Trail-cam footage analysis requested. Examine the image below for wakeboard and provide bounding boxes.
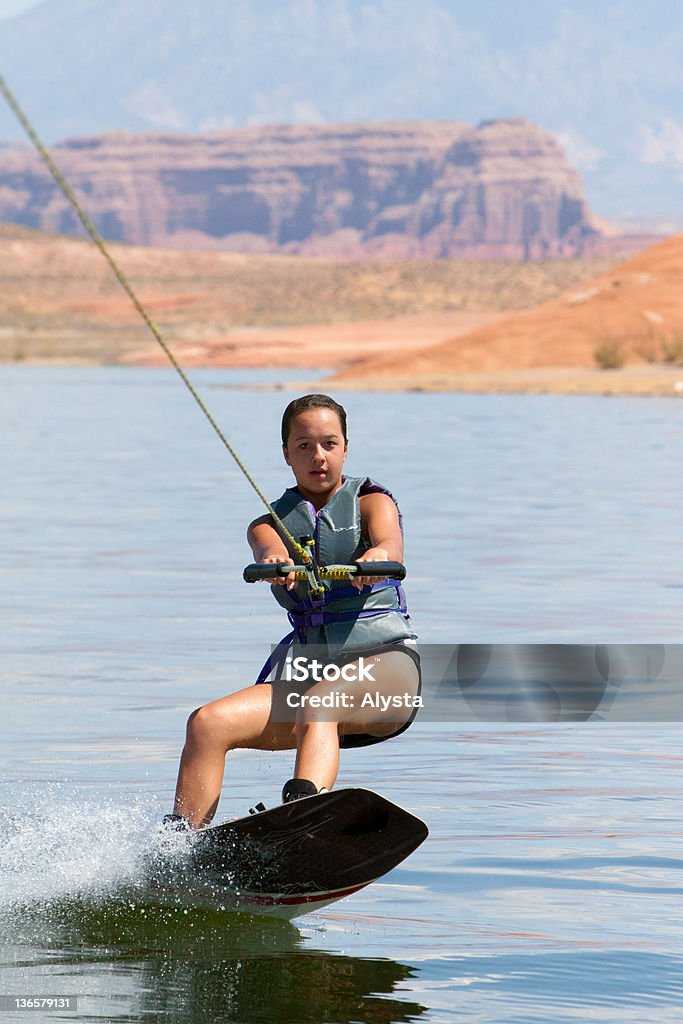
[177,788,428,917]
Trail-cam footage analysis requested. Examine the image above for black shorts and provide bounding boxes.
[336,640,422,749]
[259,638,421,748]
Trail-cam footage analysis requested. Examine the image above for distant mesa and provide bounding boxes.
[0,118,653,261]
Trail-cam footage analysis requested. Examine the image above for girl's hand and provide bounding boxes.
[352,548,389,590]
[261,554,296,590]
[247,518,297,590]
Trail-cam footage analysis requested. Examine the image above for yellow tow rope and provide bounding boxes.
[0,72,311,566]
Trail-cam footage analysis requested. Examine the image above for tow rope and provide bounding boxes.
[0,72,311,566]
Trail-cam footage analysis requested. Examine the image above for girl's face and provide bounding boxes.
[283,408,348,504]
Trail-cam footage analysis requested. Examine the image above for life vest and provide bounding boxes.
[257,476,416,679]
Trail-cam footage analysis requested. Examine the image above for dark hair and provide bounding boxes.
[281,393,348,446]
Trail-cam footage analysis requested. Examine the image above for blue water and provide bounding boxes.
[1,366,682,1023]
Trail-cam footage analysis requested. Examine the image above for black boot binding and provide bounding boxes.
[281,778,319,803]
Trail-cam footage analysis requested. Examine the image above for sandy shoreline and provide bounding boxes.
[319,364,683,397]
[8,352,682,397]
[116,311,505,370]
[5,310,682,397]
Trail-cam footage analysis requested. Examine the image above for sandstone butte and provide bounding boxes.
[0,117,653,261]
[325,232,683,396]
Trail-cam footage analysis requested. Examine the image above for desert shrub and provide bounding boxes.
[593,335,626,369]
[661,331,683,365]
[634,328,662,363]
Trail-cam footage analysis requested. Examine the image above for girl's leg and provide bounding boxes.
[293,715,341,792]
[173,683,295,828]
[293,649,420,790]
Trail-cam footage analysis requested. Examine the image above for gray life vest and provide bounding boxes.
[266,475,416,658]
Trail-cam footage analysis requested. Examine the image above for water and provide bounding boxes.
[1,365,682,1023]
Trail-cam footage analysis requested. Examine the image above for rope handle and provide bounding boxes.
[243,561,406,582]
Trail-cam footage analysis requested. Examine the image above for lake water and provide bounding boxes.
[1,365,682,1024]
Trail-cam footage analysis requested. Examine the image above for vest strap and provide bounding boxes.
[285,581,408,631]
[255,630,296,684]
[255,580,409,682]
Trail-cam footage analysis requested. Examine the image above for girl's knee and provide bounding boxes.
[185,689,280,751]
[186,705,202,729]
[186,702,224,742]
[295,713,340,744]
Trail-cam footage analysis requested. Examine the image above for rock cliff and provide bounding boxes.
[0,118,612,258]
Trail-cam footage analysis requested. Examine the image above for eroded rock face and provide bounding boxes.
[0,118,604,258]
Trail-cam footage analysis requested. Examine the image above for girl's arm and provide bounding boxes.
[355,493,404,589]
[247,515,296,589]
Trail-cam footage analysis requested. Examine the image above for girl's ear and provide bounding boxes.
[283,444,292,467]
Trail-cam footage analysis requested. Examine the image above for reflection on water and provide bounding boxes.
[2,368,683,1023]
[3,898,426,1024]
[0,792,423,1022]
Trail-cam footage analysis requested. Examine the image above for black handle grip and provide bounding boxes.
[243,563,303,582]
[353,561,406,580]
[243,560,406,583]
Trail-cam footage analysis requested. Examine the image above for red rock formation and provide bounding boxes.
[0,118,613,258]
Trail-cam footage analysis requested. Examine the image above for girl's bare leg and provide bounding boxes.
[173,651,419,824]
[293,719,341,792]
[293,649,420,790]
[173,683,295,828]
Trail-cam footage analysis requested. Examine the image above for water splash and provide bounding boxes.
[0,784,162,909]
[0,783,302,957]
[0,782,286,927]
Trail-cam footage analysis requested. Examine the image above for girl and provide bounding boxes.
[166,393,420,829]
